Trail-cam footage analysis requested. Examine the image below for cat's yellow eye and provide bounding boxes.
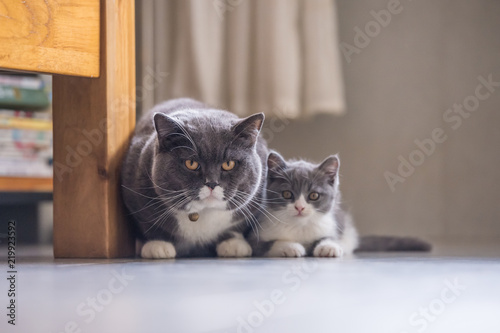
[222,160,235,171]
[282,190,293,199]
[185,160,199,170]
[309,192,320,201]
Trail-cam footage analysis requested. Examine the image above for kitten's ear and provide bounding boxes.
[267,151,287,176]
[318,155,340,186]
[232,113,265,148]
[153,113,192,151]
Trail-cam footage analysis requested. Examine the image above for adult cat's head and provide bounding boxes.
[266,151,341,220]
[152,109,265,213]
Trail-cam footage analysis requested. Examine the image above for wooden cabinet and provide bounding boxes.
[0,0,136,258]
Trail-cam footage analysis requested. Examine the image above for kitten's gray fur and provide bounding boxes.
[121,98,268,258]
[252,152,431,257]
[251,151,358,257]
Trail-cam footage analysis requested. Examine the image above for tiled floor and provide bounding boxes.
[1,243,500,333]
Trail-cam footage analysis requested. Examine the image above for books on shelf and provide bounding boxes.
[0,115,52,131]
[0,72,53,179]
[0,85,50,111]
[0,115,53,178]
[0,74,45,90]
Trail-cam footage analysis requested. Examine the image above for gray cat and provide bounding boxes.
[121,98,268,258]
[252,152,430,257]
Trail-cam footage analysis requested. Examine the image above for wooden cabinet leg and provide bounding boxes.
[52,0,136,258]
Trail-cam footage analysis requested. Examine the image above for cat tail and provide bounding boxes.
[355,235,432,252]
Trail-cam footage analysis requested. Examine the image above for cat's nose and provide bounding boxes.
[205,182,218,190]
[295,205,305,213]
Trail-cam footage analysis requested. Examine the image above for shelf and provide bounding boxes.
[0,177,53,192]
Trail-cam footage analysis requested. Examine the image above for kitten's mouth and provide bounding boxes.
[293,212,310,218]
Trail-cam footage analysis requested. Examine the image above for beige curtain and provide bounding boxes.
[137,0,345,118]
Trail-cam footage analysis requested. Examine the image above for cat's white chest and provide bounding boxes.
[261,212,337,244]
[176,209,233,244]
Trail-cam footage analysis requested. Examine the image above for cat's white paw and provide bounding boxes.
[267,241,306,258]
[313,239,344,258]
[217,238,252,257]
[141,240,176,259]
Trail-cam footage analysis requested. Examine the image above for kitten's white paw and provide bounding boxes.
[141,240,176,259]
[217,238,252,257]
[313,239,344,258]
[267,241,306,258]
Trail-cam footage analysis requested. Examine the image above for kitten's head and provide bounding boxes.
[151,110,264,212]
[266,151,340,221]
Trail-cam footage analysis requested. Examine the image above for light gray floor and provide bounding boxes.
[1,244,500,333]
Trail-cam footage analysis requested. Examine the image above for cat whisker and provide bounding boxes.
[234,194,276,221]
[121,185,160,200]
[165,121,199,154]
[232,196,260,226]
[233,191,284,225]
[228,196,262,238]
[144,167,192,194]
[265,188,282,195]
[145,196,191,234]
[169,145,197,153]
[127,198,165,216]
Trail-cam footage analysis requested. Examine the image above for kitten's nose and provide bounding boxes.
[295,205,305,213]
[205,182,218,190]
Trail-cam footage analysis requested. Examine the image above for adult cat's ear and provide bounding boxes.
[232,113,265,148]
[318,155,340,186]
[153,113,192,151]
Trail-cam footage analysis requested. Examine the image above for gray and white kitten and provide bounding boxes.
[121,98,268,258]
[252,152,359,257]
[252,152,432,257]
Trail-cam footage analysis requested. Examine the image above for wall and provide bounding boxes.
[268,0,500,242]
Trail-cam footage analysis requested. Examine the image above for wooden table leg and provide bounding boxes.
[52,0,136,258]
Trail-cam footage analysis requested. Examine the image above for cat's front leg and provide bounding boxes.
[313,238,344,258]
[267,241,306,258]
[141,240,177,259]
[216,233,252,258]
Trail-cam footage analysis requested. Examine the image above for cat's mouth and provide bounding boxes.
[194,185,227,210]
[291,210,312,218]
[199,191,224,202]
[198,185,225,201]
[203,194,220,202]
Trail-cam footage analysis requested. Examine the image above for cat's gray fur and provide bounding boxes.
[121,98,268,258]
[252,152,430,257]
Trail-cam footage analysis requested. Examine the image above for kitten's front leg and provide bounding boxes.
[267,241,306,258]
[141,240,177,259]
[313,238,344,258]
[216,233,252,258]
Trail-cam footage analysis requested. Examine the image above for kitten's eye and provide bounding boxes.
[222,160,235,171]
[282,191,293,199]
[185,160,199,170]
[309,192,320,201]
